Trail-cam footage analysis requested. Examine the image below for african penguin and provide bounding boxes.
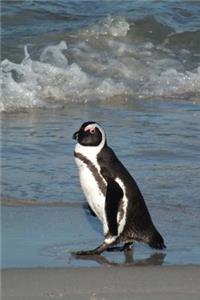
[73,121,166,255]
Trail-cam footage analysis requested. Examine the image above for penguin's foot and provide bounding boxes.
[123,242,133,252]
[73,242,109,256]
[106,242,133,252]
[73,249,99,256]
[106,246,123,252]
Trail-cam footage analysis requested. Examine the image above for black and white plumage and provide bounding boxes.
[73,121,166,255]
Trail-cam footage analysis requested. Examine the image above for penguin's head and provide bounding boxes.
[73,121,106,147]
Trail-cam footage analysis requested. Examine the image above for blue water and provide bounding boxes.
[1,1,200,267]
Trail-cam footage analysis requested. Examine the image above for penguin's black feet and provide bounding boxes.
[106,243,133,252]
[106,246,123,252]
[122,242,133,252]
[73,249,99,256]
[72,242,109,256]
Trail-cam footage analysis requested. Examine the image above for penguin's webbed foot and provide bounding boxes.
[123,242,133,252]
[72,242,109,256]
[106,246,123,252]
[73,249,99,256]
[106,243,133,252]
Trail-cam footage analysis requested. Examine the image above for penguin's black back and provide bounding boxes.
[97,145,166,250]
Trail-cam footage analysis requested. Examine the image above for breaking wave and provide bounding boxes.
[1,16,200,112]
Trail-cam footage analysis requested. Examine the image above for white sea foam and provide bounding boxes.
[40,41,68,68]
[106,16,130,37]
[83,16,130,38]
[1,17,200,112]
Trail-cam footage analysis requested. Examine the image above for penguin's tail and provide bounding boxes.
[148,231,166,250]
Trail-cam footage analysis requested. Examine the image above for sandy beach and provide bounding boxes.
[2,265,200,300]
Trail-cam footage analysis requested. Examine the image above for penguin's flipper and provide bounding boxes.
[105,178,123,236]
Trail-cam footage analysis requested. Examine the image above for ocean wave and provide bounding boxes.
[1,16,200,112]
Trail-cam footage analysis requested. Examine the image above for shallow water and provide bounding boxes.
[1,100,200,267]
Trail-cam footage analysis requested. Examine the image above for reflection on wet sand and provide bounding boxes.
[72,250,166,267]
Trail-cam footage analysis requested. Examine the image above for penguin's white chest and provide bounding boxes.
[75,156,106,223]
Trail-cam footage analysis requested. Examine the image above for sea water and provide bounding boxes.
[1,0,200,268]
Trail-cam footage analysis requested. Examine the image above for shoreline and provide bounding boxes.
[2,265,200,300]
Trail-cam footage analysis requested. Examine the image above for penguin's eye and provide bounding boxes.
[90,128,96,134]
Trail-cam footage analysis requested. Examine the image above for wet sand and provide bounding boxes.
[2,265,200,300]
[2,195,200,268]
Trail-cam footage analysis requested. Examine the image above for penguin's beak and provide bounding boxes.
[72,130,79,140]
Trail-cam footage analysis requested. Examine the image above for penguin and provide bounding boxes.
[72,121,166,255]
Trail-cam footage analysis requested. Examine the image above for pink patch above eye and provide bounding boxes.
[84,126,96,134]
